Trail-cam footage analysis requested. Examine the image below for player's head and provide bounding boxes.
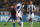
[30,1,33,5]
[10,5,13,8]
[10,3,15,8]
[22,1,25,5]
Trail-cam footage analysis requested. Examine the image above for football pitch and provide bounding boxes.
[0,22,40,27]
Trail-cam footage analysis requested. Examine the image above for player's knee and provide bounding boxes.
[20,17,22,20]
[29,18,32,22]
[12,20,15,23]
[16,20,18,23]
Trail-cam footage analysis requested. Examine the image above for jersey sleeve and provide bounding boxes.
[27,5,29,10]
[17,4,19,6]
[17,3,21,6]
[33,5,36,10]
[21,5,24,8]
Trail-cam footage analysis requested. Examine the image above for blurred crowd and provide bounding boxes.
[0,0,40,15]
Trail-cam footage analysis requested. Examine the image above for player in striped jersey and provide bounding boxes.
[27,1,36,27]
[15,1,25,27]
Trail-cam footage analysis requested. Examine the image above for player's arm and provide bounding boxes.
[21,5,25,12]
[27,6,29,12]
[15,5,18,17]
[33,5,37,12]
[22,8,26,12]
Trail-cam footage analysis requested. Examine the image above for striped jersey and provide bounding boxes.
[17,3,24,13]
[27,4,36,14]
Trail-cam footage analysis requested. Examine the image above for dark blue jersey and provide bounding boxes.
[10,8,16,16]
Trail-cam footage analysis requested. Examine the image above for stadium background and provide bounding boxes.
[0,0,40,27]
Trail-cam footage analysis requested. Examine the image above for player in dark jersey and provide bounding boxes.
[10,5,21,27]
[3,5,15,25]
[3,5,21,27]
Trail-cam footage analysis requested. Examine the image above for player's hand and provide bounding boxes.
[22,9,25,12]
[23,9,25,12]
[27,10,29,12]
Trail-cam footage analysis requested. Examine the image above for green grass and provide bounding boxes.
[0,22,40,27]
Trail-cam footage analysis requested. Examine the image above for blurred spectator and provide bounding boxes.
[36,4,39,13]
[4,0,7,3]
[38,4,40,16]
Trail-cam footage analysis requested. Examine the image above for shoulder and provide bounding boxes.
[33,4,35,6]
[27,5,30,7]
[17,3,22,6]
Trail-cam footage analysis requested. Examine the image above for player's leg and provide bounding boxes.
[12,20,16,27]
[12,17,16,27]
[31,13,34,27]
[29,18,32,27]
[16,17,21,27]
[7,17,11,23]
[28,14,33,27]
[3,17,11,25]
[18,13,23,27]
[16,20,21,26]
[19,17,23,27]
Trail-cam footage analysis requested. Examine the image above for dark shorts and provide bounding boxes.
[11,16,17,21]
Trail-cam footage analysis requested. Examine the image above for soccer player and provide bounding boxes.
[15,1,25,27]
[10,5,22,27]
[3,4,16,25]
[27,1,36,27]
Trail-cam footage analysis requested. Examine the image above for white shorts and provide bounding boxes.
[28,13,34,19]
[17,11,23,18]
[18,13,22,17]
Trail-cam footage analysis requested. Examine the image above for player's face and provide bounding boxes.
[30,1,32,5]
[11,6,13,8]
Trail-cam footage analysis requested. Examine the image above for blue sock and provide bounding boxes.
[13,23,16,27]
[18,22,21,26]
